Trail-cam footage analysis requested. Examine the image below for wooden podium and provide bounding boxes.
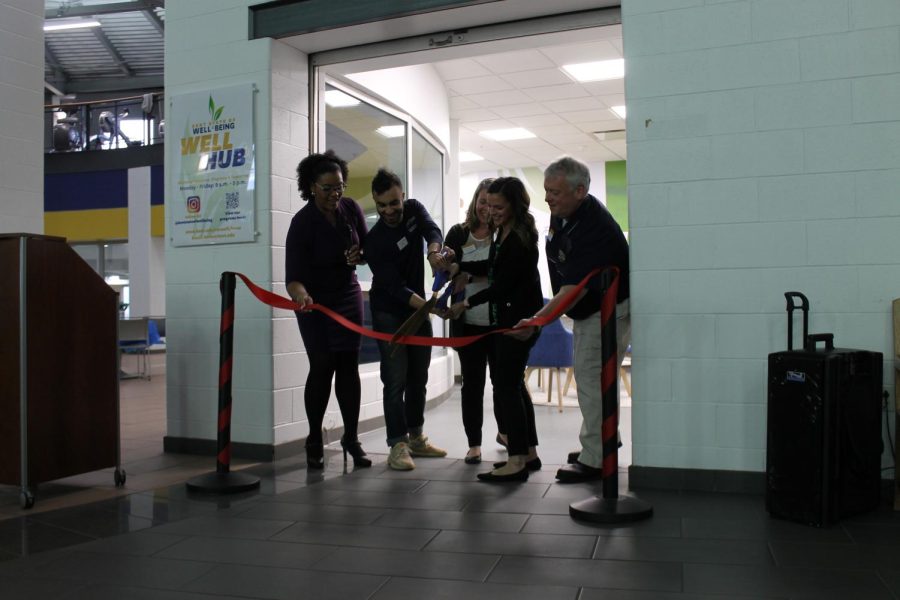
[0,233,123,508]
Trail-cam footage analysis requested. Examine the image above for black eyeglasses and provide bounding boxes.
[316,182,346,195]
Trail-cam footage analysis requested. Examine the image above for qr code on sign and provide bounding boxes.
[225,192,239,209]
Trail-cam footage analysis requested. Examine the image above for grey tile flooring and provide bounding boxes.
[0,378,897,600]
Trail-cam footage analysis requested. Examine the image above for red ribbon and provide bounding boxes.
[233,267,617,347]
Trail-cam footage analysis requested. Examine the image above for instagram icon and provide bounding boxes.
[186,196,201,213]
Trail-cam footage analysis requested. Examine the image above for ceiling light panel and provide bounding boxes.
[561,59,625,83]
[479,128,536,141]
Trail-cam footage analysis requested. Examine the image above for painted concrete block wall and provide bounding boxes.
[165,1,275,445]
[0,0,43,234]
[623,0,900,472]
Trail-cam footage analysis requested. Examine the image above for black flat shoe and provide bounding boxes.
[340,436,372,468]
[493,457,542,471]
[464,454,482,465]
[555,461,603,483]
[477,468,528,482]
[305,442,324,470]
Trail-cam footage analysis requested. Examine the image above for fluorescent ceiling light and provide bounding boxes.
[459,151,483,162]
[44,19,102,31]
[479,128,535,141]
[324,90,360,107]
[610,105,627,119]
[561,59,625,83]
[376,125,405,138]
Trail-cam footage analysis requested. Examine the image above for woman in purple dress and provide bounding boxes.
[286,150,371,469]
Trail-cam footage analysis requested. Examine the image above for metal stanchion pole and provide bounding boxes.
[569,267,652,523]
[186,272,260,493]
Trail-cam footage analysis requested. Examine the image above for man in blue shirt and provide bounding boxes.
[512,156,631,483]
[364,168,452,470]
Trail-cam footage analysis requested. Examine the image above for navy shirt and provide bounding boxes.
[364,198,443,317]
[546,194,629,320]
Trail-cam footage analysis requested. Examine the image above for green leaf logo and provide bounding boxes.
[208,96,224,121]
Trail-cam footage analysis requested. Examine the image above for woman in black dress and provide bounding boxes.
[447,177,543,481]
[285,150,371,469]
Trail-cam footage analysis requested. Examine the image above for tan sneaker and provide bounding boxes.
[388,441,415,471]
[408,434,447,458]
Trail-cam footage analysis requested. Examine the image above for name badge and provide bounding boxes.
[396,237,408,251]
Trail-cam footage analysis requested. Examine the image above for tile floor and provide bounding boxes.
[1,356,898,599]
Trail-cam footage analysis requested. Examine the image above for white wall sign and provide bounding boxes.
[170,84,256,246]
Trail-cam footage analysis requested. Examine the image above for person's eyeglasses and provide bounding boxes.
[316,182,346,195]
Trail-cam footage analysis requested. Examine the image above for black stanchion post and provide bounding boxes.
[186,272,260,494]
[569,267,652,523]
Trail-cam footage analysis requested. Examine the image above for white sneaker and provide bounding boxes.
[408,434,447,458]
[388,441,415,471]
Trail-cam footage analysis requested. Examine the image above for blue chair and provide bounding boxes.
[525,313,574,412]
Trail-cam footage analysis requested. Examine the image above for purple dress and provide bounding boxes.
[285,197,367,352]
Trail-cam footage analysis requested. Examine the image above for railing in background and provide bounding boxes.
[45,92,164,153]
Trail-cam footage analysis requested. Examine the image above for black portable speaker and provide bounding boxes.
[766,292,882,527]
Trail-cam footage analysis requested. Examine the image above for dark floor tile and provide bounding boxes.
[328,490,469,511]
[372,576,576,600]
[144,515,293,540]
[91,493,218,524]
[579,588,782,600]
[489,555,681,592]
[842,521,900,546]
[316,477,428,494]
[265,486,348,505]
[523,514,682,538]
[683,516,853,543]
[426,529,595,558]
[684,562,895,599]
[156,535,338,569]
[311,545,498,581]
[633,490,768,519]
[233,501,386,525]
[34,551,217,590]
[419,479,551,498]
[182,563,387,600]
[0,518,95,557]
[75,531,185,556]
[0,575,89,599]
[593,535,773,565]
[770,539,900,572]
[373,508,528,533]
[882,569,900,598]
[463,496,571,515]
[65,584,249,600]
[271,521,438,550]
[29,504,154,538]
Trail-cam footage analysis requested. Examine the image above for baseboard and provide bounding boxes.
[628,465,896,499]
[164,386,455,462]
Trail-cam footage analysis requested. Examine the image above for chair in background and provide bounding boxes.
[525,315,574,412]
[119,317,151,380]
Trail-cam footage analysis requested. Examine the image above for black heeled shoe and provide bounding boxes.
[340,437,372,468]
[305,442,324,469]
[493,457,541,471]
[477,467,529,482]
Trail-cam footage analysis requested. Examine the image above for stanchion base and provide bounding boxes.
[185,471,260,494]
[569,493,653,524]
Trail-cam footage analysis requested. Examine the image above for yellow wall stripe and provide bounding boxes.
[151,204,165,237]
[44,208,129,242]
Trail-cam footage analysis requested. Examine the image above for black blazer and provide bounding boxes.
[467,226,543,329]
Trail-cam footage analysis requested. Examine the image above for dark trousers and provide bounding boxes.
[304,350,361,445]
[373,310,432,447]
[455,322,503,447]
[488,332,538,456]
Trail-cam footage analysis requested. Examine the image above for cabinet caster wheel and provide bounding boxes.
[114,469,126,487]
[20,490,34,509]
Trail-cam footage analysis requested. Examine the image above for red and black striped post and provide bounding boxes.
[186,272,260,494]
[569,267,652,523]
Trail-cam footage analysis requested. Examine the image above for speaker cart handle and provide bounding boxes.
[784,291,809,351]
[805,333,834,351]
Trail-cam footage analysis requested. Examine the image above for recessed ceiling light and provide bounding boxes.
[561,59,625,83]
[44,19,102,32]
[610,105,627,119]
[324,90,360,107]
[376,125,405,138]
[479,128,535,141]
[459,151,483,162]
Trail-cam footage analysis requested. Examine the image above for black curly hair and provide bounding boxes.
[296,150,349,202]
